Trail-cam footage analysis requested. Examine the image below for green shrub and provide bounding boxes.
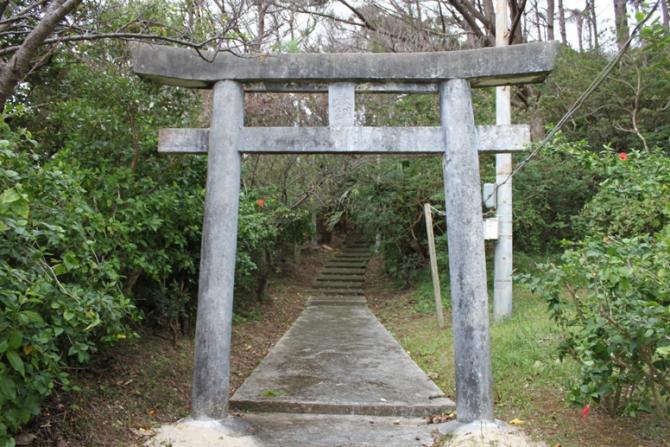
[537,25,670,152]
[526,235,669,417]
[344,158,443,285]
[512,138,597,252]
[573,149,670,238]
[234,191,312,304]
[0,116,137,445]
[525,149,670,418]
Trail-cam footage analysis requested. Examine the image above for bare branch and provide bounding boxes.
[0,0,82,106]
[337,0,377,31]
[0,31,233,57]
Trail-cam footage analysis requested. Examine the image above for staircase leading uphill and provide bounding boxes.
[229,241,455,446]
[307,240,370,306]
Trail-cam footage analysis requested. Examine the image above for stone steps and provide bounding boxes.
[307,297,367,307]
[325,262,368,268]
[313,281,362,289]
[320,267,366,274]
[314,274,364,281]
[311,245,371,299]
[230,240,454,424]
[311,288,364,296]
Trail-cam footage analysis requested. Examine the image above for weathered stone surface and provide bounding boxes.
[314,288,364,295]
[146,416,544,447]
[237,413,443,447]
[320,268,367,275]
[314,274,364,281]
[157,125,531,154]
[441,79,494,422]
[306,297,367,306]
[230,305,454,417]
[328,83,355,126]
[191,81,243,419]
[312,281,362,289]
[325,262,368,268]
[243,81,440,93]
[327,257,368,263]
[131,41,559,88]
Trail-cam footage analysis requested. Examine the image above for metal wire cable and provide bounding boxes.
[483,0,661,205]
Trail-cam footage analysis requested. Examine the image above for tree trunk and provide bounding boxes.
[509,0,526,44]
[0,0,82,108]
[613,0,629,50]
[661,0,669,29]
[576,12,584,52]
[589,0,599,49]
[585,5,593,50]
[547,0,555,40]
[533,0,542,40]
[483,0,496,34]
[558,0,567,44]
[252,0,268,53]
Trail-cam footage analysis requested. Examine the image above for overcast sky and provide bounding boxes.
[552,0,616,50]
[325,0,647,53]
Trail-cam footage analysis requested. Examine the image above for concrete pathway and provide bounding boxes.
[229,242,455,445]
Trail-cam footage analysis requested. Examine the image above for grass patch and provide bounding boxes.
[411,268,451,314]
[260,388,285,398]
[372,261,669,447]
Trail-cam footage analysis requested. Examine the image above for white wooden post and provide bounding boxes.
[441,79,494,422]
[494,0,514,321]
[191,80,243,419]
[424,204,445,328]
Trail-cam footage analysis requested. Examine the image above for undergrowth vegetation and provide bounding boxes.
[524,149,670,417]
[0,1,669,444]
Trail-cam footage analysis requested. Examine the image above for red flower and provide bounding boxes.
[256,198,266,207]
[581,404,590,417]
[618,152,628,161]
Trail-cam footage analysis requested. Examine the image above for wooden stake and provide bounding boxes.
[424,203,445,328]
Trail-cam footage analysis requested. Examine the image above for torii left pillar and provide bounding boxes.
[192,80,244,418]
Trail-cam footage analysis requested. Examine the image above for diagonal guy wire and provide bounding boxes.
[484,0,661,205]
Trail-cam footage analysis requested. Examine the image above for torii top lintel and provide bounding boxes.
[130,41,559,89]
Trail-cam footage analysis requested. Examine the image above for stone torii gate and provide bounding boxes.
[131,41,558,424]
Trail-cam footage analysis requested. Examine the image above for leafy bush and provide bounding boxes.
[525,149,670,417]
[512,137,597,252]
[573,149,670,238]
[0,116,138,445]
[0,108,313,444]
[235,191,312,305]
[537,24,670,152]
[345,158,443,285]
[526,235,669,417]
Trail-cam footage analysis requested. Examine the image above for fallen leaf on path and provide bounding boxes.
[425,411,456,424]
[15,433,37,445]
[510,418,525,425]
[130,428,155,438]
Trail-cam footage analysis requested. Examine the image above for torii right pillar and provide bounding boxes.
[441,79,494,422]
